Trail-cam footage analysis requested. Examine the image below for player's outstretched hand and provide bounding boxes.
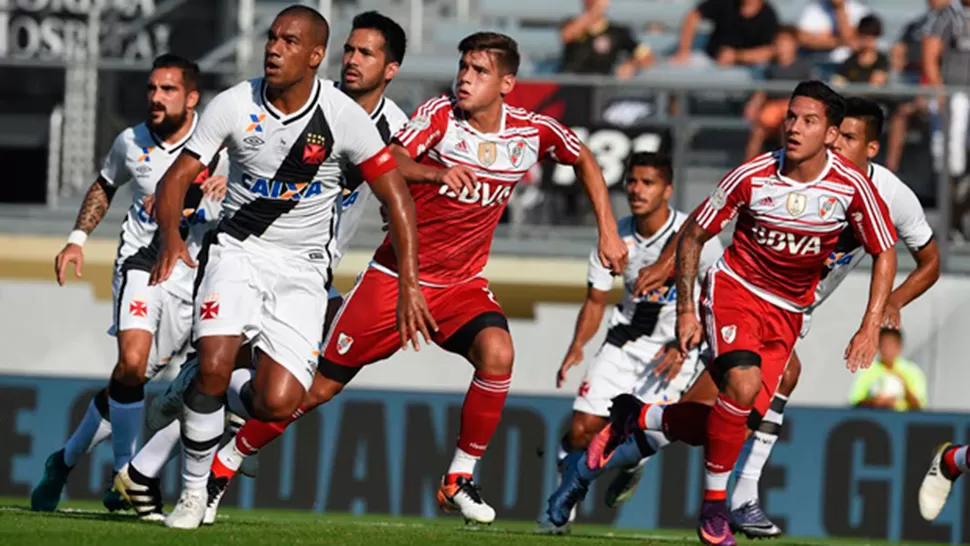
[844,324,879,373]
[201,175,229,201]
[437,165,477,195]
[598,230,629,275]
[881,301,902,330]
[653,342,685,382]
[676,311,703,357]
[396,281,438,351]
[556,344,584,388]
[150,235,195,286]
[635,261,673,296]
[54,243,84,286]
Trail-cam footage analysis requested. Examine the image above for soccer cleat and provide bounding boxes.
[698,500,737,546]
[147,359,198,433]
[30,449,71,512]
[113,464,164,522]
[164,487,207,529]
[203,473,230,525]
[587,394,644,471]
[102,480,132,512]
[729,500,783,539]
[920,442,958,521]
[546,453,590,528]
[437,474,496,524]
[605,464,645,508]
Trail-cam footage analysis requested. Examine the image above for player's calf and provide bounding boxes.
[568,411,608,451]
[108,329,153,477]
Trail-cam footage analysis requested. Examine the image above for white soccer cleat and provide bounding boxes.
[164,487,207,529]
[203,473,230,526]
[148,359,199,433]
[113,464,165,522]
[920,442,957,521]
[606,464,645,508]
[437,475,496,525]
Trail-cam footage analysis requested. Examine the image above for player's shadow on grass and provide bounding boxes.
[0,505,141,523]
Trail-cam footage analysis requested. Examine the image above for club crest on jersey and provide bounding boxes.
[408,116,430,131]
[246,113,267,133]
[786,192,808,217]
[721,325,737,344]
[709,187,727,210]
[819,196,838,220]
[478,142,497,167]
[303,133,328,165]
[336,333,354,355]
[508,139,527,167]
[200,293,220,320]
[129,299,148,318]
[243,135,265,149]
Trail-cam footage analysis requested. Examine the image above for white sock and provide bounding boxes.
[705,470,731,495]
[215,438,247,473]
[130,420,181,479]
[108,396,144,472]
[731,393,786,510]
[643,404,664,431]
[447,447,479,476]
[956,446,970,474]
[180,387,225,489]
[63,398,112,467]
[226,369,254,420]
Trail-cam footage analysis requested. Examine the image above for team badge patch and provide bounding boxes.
[129,299,148,318]
[478,142,497,167]
[303,133,327,165]
[721,325,737,344]
[408,116,430,131]
[507,139,526,167]
[786,192,807,217]
[819,196,838,220]
[336,333,354,355]
[200,293,220,321]
[243,135,264,148]
[709,187,727,210]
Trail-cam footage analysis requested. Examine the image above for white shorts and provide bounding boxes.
[194,233,330,390]
[800,310,813,338]
[573,340,703,417]
[110,268,194,380]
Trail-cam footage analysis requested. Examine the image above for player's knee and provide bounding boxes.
[196,355,233,396]
[114,350,148,386]
[779,352,802,395]
[470,328,514,376]
[715,350,762,405]
[569,412,606,449]
[252,390,301,422]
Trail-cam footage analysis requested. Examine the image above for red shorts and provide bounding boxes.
[321,267,506,377]
[700,269,803,417]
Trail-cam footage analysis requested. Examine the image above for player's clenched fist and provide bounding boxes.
[54,244,84,286]
[598,228,628,275]
[150,234,195,286]
[436,165,477,195]
[675,310,703,357]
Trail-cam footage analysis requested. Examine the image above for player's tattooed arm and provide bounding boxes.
[72,178,117,234]
[674,219,712,316]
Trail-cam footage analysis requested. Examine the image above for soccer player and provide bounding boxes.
[577,81,899,546]
[207,31,628,526]
[727,96,939,537]
[139,11,412,525]
[543,152,723,529]
[30,54,225,515]
[149,6,431,529]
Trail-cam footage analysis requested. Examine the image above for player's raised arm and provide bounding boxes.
[557,247,613,388]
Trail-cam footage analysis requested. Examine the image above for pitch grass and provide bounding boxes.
[0,498,951,546]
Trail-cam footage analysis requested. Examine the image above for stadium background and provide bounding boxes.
[2,0,970,543]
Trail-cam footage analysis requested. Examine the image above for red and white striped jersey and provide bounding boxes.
[375,95,583,285]
[695,150,897,312]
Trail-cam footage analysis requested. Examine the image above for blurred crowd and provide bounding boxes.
[558,0,970,240]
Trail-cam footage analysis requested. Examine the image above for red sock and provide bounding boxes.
[704,393,751,501]
[661,402,713,446]
[211,451,236,481]
[233,404,308,456]
[943,445,968,478]
[456,372,511,457]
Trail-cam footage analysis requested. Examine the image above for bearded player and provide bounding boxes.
[204,31,627,526]
[552,81,898,545]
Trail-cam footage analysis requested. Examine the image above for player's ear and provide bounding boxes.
[866,139,880,160]
[186,89,200,110]
[383,62,400,83]
[662,182,673,201]
[500,73,516,96]
[310,45,326,71]
[824,124,840,146]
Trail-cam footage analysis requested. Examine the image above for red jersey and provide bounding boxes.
[374,95,582,285]
[696,150,897,312]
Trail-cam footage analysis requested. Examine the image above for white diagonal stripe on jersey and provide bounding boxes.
[396,96,451,146]
[816,181,856,197]
[697,153,776,228]
[531,116,581,156]
[426,149,526,182]
[748,214,845,233]
[831,162,894,251]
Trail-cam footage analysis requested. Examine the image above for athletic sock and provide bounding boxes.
[180,385,224,488]
[226,369,255,420]
[449,371,511,478]
[660,401,713,446]
[63,389,113,467]
[944,445,970,479]
[705,393,752,502]
[130,420,181,479]
[731,393,786,510]
[108,378,144,472]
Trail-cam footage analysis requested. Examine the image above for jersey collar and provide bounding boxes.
[775,148,834,186]
[458,103,507,136]
[867,162,874,179]
[334,81,387,120]
[149,111,198,154]
[261,77,321,125]
[633,206,676,246]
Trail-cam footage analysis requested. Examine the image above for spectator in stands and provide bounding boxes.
[924,0,970,240]
[849,329,927,411]
[884,0,949,173]
[671,0,779,67]
[559,0,655,78]
[831,15,889,88]
[743,26,816,158]
[797,0,870,63]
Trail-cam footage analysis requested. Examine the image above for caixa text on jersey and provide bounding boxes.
[241,173,325,201]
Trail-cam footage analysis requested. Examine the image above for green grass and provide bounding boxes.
[0,498,946,545]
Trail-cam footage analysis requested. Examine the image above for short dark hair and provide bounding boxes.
[152,54,200,92]
[277,4,330,47]
[458,32,520,75]
[791,80,846,126]
[626,152,673,184]
[880,327,903,343]
[351,11,407,65]
[776,25,799,39]
[858,14,883,37]
[844,96,885,141]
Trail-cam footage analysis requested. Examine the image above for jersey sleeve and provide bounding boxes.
[587,244,615,292]
[535,113,582,165]
[694,164,753,236]
[392,96,452,159]
[847,174,898,255]
[337,102,398,182]
[99,132,130,187]
[887,179,934,251]
[185,88,238,167]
